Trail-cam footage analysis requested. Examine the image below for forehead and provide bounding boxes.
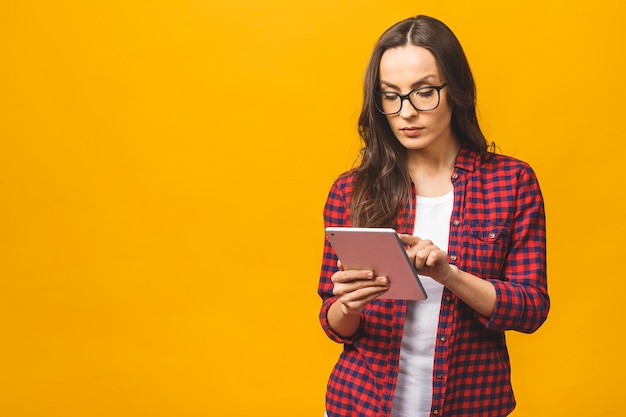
[379,45,441,84]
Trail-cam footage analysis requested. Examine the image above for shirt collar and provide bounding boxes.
[454,146,480,173]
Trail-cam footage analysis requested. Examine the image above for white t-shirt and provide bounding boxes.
[391,190,453,417]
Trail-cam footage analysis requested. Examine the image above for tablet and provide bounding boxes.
[325,227,427,300]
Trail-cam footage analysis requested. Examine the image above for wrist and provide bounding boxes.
[328,297,362,338]
[440,264,460,286]
[338,299,364,317]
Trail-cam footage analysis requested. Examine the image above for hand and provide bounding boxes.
[331,260,390,315]
[398,234,454,284]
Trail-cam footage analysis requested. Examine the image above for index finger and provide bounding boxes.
[398,234,421,247]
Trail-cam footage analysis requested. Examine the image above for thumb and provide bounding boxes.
[337,260,345,271]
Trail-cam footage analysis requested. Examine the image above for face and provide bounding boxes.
[378,45,455,152]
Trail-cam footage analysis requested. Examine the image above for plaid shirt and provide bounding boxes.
[318,147,550,417]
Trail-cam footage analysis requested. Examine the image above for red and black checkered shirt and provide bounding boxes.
[318,147,550,417]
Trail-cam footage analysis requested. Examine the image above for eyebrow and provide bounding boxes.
[379,75,438,89]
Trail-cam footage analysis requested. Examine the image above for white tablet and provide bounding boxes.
[325,227,427,300]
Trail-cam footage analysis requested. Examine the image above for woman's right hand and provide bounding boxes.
[331,261,390,316]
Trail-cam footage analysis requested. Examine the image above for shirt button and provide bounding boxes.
[445,296,453,303]
[433,410,440,415]
[440,337,447,343]
[489,232,496,239]
[436,373,444,379]
[449,255,457,261]
[452,219,460,226]
[451,172,458,179]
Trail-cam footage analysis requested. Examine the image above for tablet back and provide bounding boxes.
[325,227,427,300]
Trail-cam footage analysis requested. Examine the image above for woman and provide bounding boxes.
[318,15,549,417]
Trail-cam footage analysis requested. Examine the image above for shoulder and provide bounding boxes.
[457,148,542,193]
[484,152,533,170]
[323,169,357,207]
[470,153,545,207]
[481,153,541,186]
[459,147,538,179]
[324,169,357,225]
[328,169,357,194]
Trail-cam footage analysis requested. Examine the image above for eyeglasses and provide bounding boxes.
[374,83,448,115]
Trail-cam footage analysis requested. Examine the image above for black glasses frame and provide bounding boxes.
[374,82,448,115]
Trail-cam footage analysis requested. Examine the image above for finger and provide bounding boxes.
[333,275,388,293]
[425,249,448,267]
[414,238,436,252]
[398,234,422,247]
[414,240,441,260]
[412,242,439,269]
[339,288,388,315]
[414,254,428,270]
[338,283,390,305]
[332,269,374,283]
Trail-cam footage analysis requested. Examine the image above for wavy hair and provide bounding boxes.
[351,15,492,227]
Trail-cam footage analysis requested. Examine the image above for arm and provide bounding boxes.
[399,164,549,333]
[318,172,390,341]
[481,165,549,333]
[398,235,496,318]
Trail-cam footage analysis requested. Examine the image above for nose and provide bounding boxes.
[398,96,418,118]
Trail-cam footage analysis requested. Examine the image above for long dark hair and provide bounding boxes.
[351,15,492,227]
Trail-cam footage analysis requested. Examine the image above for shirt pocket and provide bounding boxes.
[467,224,511,280]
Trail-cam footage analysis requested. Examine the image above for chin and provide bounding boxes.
[397,138,430,150]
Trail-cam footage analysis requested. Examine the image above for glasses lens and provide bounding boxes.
[377,92,401,114]
[409,87,440,111]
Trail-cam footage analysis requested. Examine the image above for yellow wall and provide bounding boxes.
[1,1,624,416]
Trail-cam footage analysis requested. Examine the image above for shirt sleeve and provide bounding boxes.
[476,164,550,333]
[317,173,365,344]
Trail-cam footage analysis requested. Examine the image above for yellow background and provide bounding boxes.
[1,0,624,416]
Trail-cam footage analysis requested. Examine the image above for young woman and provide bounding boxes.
[318,15,550,417]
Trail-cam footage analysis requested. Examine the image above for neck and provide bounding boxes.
[406,140,460,174]
[407,140,461,197]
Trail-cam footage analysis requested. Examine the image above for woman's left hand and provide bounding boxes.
[398,234,453,284]
[399,234,497,317]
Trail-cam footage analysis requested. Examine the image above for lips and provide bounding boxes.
[400,127,424,137]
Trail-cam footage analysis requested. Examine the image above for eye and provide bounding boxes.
[380,92,399,102]
[414,88,436,98]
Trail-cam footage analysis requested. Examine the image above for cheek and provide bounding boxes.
[431,105,454,127]
[385,115,399,129]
